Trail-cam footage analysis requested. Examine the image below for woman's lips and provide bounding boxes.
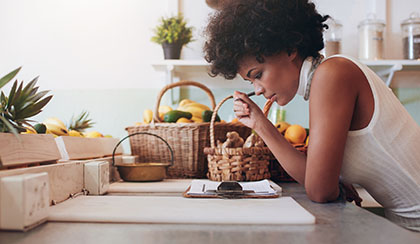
[269,94,277,103]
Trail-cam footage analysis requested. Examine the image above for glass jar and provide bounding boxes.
[401,12,420,60]
[324,18,343,57]
[358,15,385,60]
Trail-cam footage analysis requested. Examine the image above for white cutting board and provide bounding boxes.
[49,196,315,225]
[108,179,192,193]
[108,179,282,194]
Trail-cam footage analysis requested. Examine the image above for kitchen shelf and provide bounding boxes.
[361,59,420,86]
[152,59,420,87]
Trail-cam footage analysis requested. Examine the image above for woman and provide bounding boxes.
[204,0,420,231]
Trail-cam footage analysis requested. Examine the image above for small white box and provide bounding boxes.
[84,161,109,195]
[0,173,49,231]
[121,155,139,165]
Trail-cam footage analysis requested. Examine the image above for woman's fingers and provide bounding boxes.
[233,92,251,117]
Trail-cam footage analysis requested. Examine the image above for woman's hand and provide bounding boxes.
[233,91,266,130]
[341,182,363,207]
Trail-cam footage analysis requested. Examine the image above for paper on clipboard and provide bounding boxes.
[186,179,280,196]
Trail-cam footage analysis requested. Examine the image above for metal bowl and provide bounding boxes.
[112,132,174,182]
[116,162,171,182]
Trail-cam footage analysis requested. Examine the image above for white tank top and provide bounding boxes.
[320,55,420,231]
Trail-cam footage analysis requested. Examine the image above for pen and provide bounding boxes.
[234,91,255,102]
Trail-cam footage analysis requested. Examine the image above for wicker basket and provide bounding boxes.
[126,81,252,179]
[204,95,272,181]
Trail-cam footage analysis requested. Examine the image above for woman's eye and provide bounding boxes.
[255,72,262,79]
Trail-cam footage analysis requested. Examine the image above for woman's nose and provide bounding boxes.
[254,83,264,96]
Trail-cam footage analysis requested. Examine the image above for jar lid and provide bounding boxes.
[358,14,385,28]
[401,12,420,26]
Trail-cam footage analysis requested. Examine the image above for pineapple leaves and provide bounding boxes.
[69,110,95,132]
[0,116,18,134]
[0,67,21,89]
[16,95,53,119]
[0,68,53,136]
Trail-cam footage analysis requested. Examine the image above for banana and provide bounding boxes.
[143,109,153,124]
[190,116,203,123]
[178,99,195,108]
[45,123,68,136]
[21,127,37,134]
[180,106,205,119]
[180,102,211,112]
[68,130,83,137]
[44,117,69,136]
[44,117,66,128]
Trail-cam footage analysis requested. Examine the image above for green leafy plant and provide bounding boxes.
[0,67,53,135]
[151,14,194,46]
[68,110,95,132]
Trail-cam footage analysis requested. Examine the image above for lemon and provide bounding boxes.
[284,124,307,144]
[275,121,290,134]
[85,131,103,138]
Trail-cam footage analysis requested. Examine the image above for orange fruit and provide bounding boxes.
[275,121,290,134]
[284,124,307,144]
[305,135,309,146]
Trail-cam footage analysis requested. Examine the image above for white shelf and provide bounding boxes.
[152,59,420,87]
[152,59,208,66]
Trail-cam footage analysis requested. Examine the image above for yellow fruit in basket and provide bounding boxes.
[190,116,203,123]
[305,135,309,146]
[284,125,307,144]
[275,121,290,134]
[231,118,240,123]
[85,131,103,138]
[182,102,211,112]
[68,130,83,137]
[143,109,153,123]
[21,127,37,134]
[179,106,202,119]
[176,117,193,123]
[179,99,194,107]
[158,105,172,121]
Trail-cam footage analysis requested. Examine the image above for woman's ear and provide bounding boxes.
[288,50,298,61]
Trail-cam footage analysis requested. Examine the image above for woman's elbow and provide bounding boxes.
[306,187,339,203]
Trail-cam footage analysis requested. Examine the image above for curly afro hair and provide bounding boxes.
[204,0,329,79]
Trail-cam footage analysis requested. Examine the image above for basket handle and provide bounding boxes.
[209,94,275,148]
[112,132,174,167]
[153,80,216,122]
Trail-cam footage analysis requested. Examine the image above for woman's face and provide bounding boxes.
[238,52,303,106]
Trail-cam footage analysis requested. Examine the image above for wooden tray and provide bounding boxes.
[0,133,60,168]
[55,136,123,160]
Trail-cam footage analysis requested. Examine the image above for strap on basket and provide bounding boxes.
[153,80,216,122]
[209,94,275,149]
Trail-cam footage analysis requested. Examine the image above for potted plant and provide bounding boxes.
[151,14,194,59]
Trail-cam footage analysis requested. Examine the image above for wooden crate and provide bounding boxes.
[55,136,123,160]
[0,133,61,169]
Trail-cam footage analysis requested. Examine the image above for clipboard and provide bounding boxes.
[183,180,280,199]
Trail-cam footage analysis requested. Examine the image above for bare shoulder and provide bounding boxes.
[311,57,363,96]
